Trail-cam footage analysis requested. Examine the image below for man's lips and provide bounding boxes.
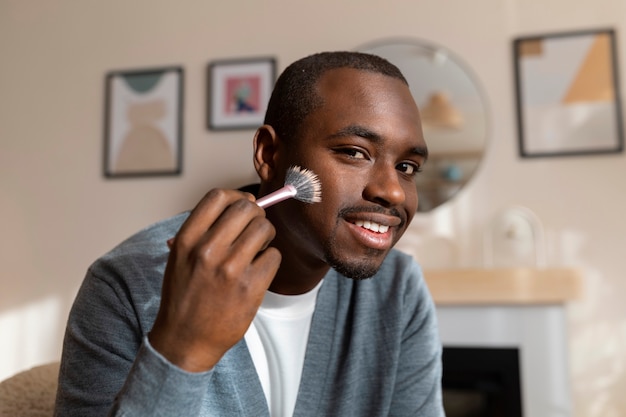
[341,212,404,251]
[344,220,395,251]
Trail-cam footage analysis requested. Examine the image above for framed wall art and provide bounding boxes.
[513,28,624,158]
[103,66,183,178]
[207,57,276,130]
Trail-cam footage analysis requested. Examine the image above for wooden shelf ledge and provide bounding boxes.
[423,267,583,305]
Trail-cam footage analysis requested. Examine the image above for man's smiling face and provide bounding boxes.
[270,67,427,279]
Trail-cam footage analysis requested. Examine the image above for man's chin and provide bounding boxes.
[333,265,379,280]
[326,252,385,280]
[323,233,392,280]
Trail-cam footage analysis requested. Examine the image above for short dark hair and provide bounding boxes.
[263,51,408,144]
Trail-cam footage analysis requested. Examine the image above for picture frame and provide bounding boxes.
[513,28,624,158]
[103,66,183,178]
[207,57,276,130]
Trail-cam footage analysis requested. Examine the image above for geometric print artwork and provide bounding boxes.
[104,67,183,177]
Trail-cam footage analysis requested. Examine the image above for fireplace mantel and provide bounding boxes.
[423,267,582,305]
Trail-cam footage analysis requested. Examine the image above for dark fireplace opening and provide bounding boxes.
[442,346,523,417]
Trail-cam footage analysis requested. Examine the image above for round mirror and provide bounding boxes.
[358,38,489,212]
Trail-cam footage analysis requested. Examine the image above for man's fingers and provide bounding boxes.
[219,209,275,256]
[199,198,267,251]
[175,189,255,249]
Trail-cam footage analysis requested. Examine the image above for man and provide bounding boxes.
[55,51,444,416]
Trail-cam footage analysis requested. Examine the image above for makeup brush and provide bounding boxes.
[256,165,322,208]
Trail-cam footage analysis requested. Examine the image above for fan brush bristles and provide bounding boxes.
[285,166,322,203]
[256,165,322,208]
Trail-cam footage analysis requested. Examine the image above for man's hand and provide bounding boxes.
[148,189,281,372]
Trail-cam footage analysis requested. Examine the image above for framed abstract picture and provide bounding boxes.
[513,28,624,158]
[103,66,183,177]
[207,57,276,130]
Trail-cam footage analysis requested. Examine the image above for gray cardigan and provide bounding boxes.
[54,212,444,416]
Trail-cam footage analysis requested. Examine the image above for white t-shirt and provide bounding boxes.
[244,280,323,417]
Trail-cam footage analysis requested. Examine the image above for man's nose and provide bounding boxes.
[362,164,406,207]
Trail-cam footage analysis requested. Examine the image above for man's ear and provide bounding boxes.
[253,124,281,182]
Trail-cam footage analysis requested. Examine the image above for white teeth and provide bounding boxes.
[354,220,389,233]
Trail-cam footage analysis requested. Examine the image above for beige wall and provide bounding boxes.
[2,0,626,415]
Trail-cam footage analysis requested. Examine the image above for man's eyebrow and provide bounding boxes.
[330,124,429,161]
[411,145,429,162]
[329,124,382,142]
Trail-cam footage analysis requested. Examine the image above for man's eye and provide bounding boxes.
[339,148,367,159]
[396,162,421,176]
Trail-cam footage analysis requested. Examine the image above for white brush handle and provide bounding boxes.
[256,185,297,208]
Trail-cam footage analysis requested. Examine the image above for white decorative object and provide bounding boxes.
[483,205,546,268]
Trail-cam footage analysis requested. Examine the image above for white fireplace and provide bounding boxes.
[424,268,582,417]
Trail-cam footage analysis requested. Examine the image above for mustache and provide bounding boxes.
[338,205,407,228]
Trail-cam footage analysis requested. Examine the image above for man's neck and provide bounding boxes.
[244,182,330,295]
[268,261,329,296]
